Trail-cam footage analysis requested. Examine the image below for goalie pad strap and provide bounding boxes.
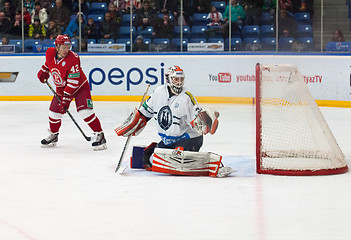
[115,108,147,137]
[151,148,222,177]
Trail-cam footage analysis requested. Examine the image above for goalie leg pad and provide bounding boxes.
[130,142,157,169]
[115,108,147,137]
[151,148,222,177]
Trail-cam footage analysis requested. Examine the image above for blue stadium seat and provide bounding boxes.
[152,38,170,45]
[87,39,96,44]
[42,39,55,45]
[119,26,136,39]
[9,39,22,52]
[97,38,114,44]
[297,37,313,51]
[88,14,104,23]
[142,38,152,45]
[192,13,208,26]
[260,25,275,38]
[115,38,131,51]
[297,24,312,38]
[191,25,207,38]
[24,39,40,52]
[122,14,136,26]
[89,2,107,15]
[137,26,153,39]
[225,38,242,51]
[70,39,78,51]
[189,38,207,43]
[173,26,191,39]
[243,25,260,38]
[158,13,174,20]
[210,1,226,13]
[207,38,224,44]
[278,37,295,51]
[294,12,311,25]
[171,38,188,51]
[261,37,276,51]
[260,12,274,25]
[243,37,260,50]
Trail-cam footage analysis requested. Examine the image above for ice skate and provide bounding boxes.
[41,131,59,147]
[92,132,107,151]
[217,166,235,178]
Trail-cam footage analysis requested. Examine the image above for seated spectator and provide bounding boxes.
[1,35,9,45]
[73,0,89,16]
[0,11,11,34]
[24,0,35,13]
[46,19,63,39]
[223,0,246,27]
[331,30,345,42]
[83,17,99,40]
[99,11,119,40]
[22,7,32,25]
[152,11,174,39]
[124,0,142,13]
[111,0,126,11]
[28,18,46,39]
[109,3,123,27]
[133,34,149,51]
[206,5,223,27]
[193,0,211,14]
[134,0,157,30]
[10,12,29,38]
[49,0,71,30]
[31,2,49,28]
[242,0,263,25]
[156,0,178,15]
[274,8,296,38]
[2,0,15,21]
[63,12,86,39]
[279,0,293,13]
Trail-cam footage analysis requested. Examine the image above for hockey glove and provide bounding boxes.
[37,66,50,83]
[59,94,72,112]
[191,109,220,135]
[115,108,147,137]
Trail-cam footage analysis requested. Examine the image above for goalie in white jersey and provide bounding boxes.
[115,65,233,177]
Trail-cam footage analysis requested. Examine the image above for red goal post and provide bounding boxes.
[255,63,348,176]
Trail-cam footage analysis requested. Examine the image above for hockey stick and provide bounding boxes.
[45,80,91,141]
[115,84,151,173]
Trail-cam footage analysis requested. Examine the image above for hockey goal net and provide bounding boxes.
[256,63,348,175]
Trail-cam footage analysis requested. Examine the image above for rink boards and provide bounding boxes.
[0,53,351,107]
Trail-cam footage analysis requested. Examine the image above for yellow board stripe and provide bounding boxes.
[0,72,13,78]
[0,96,351,108]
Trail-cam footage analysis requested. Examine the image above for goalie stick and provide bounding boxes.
[45,80,91,142]
[115,84,151,173]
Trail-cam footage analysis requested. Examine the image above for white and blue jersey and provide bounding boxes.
[139,85,202,146]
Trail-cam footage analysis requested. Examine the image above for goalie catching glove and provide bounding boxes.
[115,108,147,137]
[191,109,219,135]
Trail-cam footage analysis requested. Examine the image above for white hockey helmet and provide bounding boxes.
[166,65,185,95]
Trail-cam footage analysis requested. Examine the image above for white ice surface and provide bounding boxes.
[0,101,351,240]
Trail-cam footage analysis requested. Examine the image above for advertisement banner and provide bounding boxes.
[1,54,351,103]
[87,44,126,52]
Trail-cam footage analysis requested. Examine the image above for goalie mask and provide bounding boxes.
[166,65,185,95]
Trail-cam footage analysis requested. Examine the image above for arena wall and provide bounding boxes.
[1,53,350,107]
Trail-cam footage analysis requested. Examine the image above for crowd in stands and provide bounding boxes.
[0,0,315,52]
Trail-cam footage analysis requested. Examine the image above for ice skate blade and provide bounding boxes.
[93,143,107,151]
[41,142,57,148]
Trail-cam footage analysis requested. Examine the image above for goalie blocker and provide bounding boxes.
[130,144,234,178]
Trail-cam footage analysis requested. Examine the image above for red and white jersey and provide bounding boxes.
[40,47,87,96]
[139,85,202,146]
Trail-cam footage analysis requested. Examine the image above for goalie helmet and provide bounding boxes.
[55,35,71,47]
[165,65,185,95]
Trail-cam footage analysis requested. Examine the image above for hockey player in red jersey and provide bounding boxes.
[37,35,107,150]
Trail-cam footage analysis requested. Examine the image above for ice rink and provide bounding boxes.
[0,100,351,240]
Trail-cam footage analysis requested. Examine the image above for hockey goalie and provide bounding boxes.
[115,65,234,178]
